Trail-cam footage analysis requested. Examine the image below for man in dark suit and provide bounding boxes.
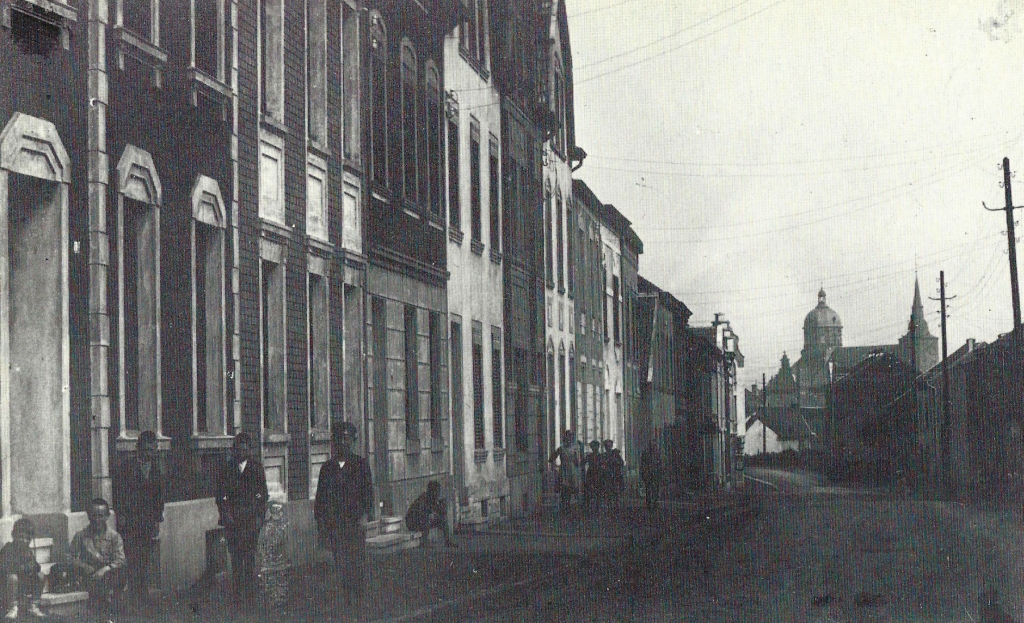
[314,422,373,607]
[112,430,164,602]
[216,431,267,600]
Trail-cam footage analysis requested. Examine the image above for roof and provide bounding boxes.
[758,406,825,442]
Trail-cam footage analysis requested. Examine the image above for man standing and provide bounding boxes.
[601,439,625,510]
[69,498,126,616]
[314,422,373,608]
[216,431,267,601]
[582,440,603,512]
[113,430,164,601]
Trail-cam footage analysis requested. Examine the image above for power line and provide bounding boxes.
[576,0,793,87]
[567,0,641,19]
[573,0,757,69]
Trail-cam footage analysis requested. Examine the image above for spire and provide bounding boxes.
[909,276,928,335]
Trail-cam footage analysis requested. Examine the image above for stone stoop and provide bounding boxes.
[366,516,421,556]
[29,537,89,611]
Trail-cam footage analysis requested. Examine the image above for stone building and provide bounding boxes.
[360,0,462,518]
[444,0,509,527]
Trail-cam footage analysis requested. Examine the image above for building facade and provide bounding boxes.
[444,0,509,526]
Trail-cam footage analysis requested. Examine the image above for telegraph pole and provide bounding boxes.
[984,157,1022,329]
[930,272,955,498]
[762,373,767,455]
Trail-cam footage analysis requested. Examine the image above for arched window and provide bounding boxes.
[191,176,227,437]
[425,62,442,217]
[116,145,163,439]
[568,346,577,435]
[544,185,553,288]
[368,12,388,186]
[558,343,566,437]
[400,39,418,203]
[556,189,564,291]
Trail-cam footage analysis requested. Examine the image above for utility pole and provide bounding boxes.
[930,272,955,498]
[984,157,1022,329]
[762,373,767,455]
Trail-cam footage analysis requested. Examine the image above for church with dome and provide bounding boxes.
[766,280,939,410]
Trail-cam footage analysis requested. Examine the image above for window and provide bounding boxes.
[401,41,419,204]
[459,0,487,66]
[470,119,482,245]
[121,0,156,42]
[447,115,460,230]
[308,269,329,430]
[488,137,500,255]
[426,65,442,217]
[450,320,463,451]
[193,0,225,80]
[342,6,359,160]
[260,251,286,432]
[568,348,577,434]
[558,347,566,437]
[544,190,553,287]
[492,328,503,449]
[472,323,484,449]
[602,265,609,340]
[307,0,327,143]
[116,146,161,437]
[261,0,284,120]
[192,176,226,436]
[613,275,620,344]
[307,154,328,241]
[404,305,419,443]
[553,69,566,154]
[368,12,387,186]
[429,312,443,444]
[567,203,574,297]
[259,132,285,224]
[556,193,564,291]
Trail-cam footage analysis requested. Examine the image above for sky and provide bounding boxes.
[564,0,1024,421]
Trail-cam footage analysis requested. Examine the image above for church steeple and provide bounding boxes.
[909,276,930,336]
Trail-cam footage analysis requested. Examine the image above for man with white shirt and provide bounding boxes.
[314,422,373,609]
[216,431,267,601]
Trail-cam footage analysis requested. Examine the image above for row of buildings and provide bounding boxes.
[746,280,1023,504]
[0,0,743,590]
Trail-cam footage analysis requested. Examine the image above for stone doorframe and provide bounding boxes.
[0,112,72,516]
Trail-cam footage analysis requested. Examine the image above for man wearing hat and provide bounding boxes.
[216,431,268,601]
[314,421,373,608]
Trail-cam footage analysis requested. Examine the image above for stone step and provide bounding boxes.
[366,532,420,555]
[40,591,88,608]
[380,516,404,534]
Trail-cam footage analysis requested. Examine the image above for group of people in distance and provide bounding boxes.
[548,430,626,515]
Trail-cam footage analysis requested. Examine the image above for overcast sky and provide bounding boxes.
[565,0,1024,417]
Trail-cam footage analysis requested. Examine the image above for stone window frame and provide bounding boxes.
[471,321,484,451]
[399,38,419,208]
[1,0,77,50]
[367,10,388,188]
[487,135,500,262]
[307,0,328,147]
[424,61,442,220]
[307,255,330,432]
[114,0,168,88]
[258,129,286,227]
[0,112,72,516]
[306,152,328,243]
[468,117,482,250]
[188,0,232,109]
[261,0,285,122]
[491,326,503,450]
[115,144,164,444]
[190,175,230,445]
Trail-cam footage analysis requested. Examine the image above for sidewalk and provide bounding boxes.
[43,493,743,622]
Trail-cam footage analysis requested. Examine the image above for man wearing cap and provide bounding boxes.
[112,430,164,601]
[216,431,268,601]
[314,422,373,608]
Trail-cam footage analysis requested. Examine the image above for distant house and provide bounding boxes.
[744,420,789,455]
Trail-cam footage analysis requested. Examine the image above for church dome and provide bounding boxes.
[803,288,842,331]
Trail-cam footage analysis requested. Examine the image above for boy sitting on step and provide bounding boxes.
[0,518,46,619]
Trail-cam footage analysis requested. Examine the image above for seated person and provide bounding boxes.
[0,518,45,619]
[69,498,127,614]
[404,481,456,548]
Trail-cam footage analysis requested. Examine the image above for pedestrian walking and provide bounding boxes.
[405,481,456,547]
[0,518,46,619]
[639,440,663,518]
[582,440,603,512]
[601,439,625,511]
[314,422,373,609]
[549,430,584,515]
[216,431,268,602]
[112,430,164,602]
[69,498,127,617]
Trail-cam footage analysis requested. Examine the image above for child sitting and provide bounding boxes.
[0,518,46,619]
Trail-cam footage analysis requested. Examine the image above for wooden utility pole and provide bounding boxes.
[762,373,767,455]
[984,157,1022,329]
[930,272,955,498]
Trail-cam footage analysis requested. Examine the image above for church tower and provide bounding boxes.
[801,288,843,361]
[898,277,939,372]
